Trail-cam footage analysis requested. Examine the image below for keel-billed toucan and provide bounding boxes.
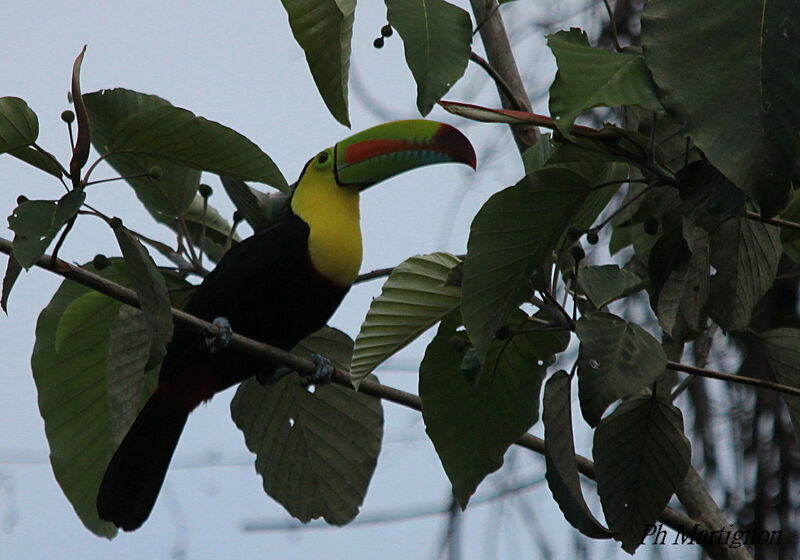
[96,120,476,531]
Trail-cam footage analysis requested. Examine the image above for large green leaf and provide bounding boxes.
[113,225,173,370]
[105,306,158,447]
[420,311,567,507]
[350,253,461,388]
[651,221,709,339]
[707,215,781,332]
[778,191,800,264]
[280,0,354,127]
[576,312,667,426]
[543,371,612,539]
[579,264,644,309]
[8,189,85,268]
[84,88,201,220]
[108,105,287,191]
[642,0,800,216]
[547,29,662,133]
[32,261,128,538]
[762,329,800,447]
[8,146,63,178]
[594,396,690,553]
[231,327,383,525]
[386,0,472,115]
[462,168,589,362]
[0,97,38,152]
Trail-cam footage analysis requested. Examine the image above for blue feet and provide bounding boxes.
[205,317,232,355]
[256,354,334,387]
[303,353,334,386]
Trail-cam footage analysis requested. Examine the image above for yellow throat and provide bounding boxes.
[290,160,363,287]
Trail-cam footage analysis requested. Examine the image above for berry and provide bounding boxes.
[16,195,28,205]
[109,217,123,229]
[570,245,586,262]
[148,166,162,179]
[198,184,213,198]
[373,37,384,49]
[586,231,599,245]
[92,254,110,270]
[233,210,245,223]
[61,110,75,123]
[381,24,393,37]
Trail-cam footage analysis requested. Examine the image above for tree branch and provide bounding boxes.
[0,235,712,551]
[469,0,539,151]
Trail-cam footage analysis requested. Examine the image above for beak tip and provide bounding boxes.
[435,122,477,171]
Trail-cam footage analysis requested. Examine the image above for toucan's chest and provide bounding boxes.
[291,171,363,287]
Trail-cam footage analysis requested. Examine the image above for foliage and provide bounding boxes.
[2,1,799,557]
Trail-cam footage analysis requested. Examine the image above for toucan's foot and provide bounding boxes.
[205,317,232,355]
[256,366,293,386]
[303,354,334,387]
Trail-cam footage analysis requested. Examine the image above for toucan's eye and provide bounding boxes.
[317,152,329,164]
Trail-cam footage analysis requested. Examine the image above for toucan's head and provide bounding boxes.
[303,119,476,191]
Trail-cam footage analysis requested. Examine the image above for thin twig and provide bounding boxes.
[469,51,527,112]
[745,210,800,233]
[666,360,800,398]
[601,0,622,52]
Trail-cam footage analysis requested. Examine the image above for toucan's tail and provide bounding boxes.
[97,393,189,531]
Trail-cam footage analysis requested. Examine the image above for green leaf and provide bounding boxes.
[576,312,667,426]
[1,254,22,312]
[280,0,354,127]
[108,105,287,191]
[521,134,555,174]
[55,290,111,353]
[762,329,800,447]
[181,194,240,263]
[231,327,383,525]
[642,0,800,216]
[594,396,690,554]
[779,190,800,264]
[350,253,462,388]
[462,168,589,361]
[543,371,612,539]
[0,97,38,152]
[220,176,289,233]
[547,29,662,133]
[84,88,202,220]
[113,225,173,370]
[70,46,91,176]
[651,221,709,338]
[707,216,781,332]
[420,311,567,507]
[8,189,85,268]
[676,160,745,229]
[105,306,157,447]
[386,0,472,115]
[8,146,63,178]
[579,264,644,309]
[32,260,128,538]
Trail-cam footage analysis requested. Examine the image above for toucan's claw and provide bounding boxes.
[205,317,232,354]
[303,354,334,387]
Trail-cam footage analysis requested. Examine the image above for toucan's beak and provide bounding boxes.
[333,120,477,190]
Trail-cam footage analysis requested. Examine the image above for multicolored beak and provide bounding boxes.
[333,120,477,190]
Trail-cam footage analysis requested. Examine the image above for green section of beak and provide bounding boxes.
[334,119,476,190]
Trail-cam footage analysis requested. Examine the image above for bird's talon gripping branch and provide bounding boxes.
[205,317,232,354]
[303,353,334,387]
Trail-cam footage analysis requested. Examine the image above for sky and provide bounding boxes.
[0,2,690,559]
